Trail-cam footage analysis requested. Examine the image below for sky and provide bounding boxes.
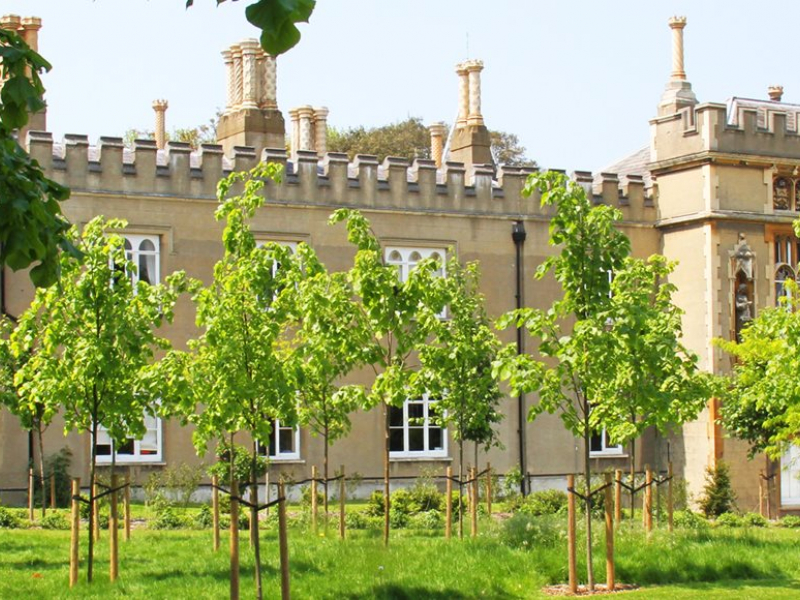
[4,0,800,171]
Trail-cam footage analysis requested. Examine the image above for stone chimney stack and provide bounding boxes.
[769,86,784,102]
[216,38,285,159]
[429,122,447,168]
[288,105,329,159]
[1,14,47,134]
[153,99,168,150]
[449,59,492,166]
[313,107,328,157]
[658,16,697,116]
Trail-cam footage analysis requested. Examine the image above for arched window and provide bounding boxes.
[774,234,799,305]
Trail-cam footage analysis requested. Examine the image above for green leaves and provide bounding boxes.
[0,29,72,287]
[186,0,316,56]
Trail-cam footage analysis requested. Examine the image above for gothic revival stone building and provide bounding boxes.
[1,15,797,512]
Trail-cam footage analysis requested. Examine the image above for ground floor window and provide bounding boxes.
[257,419,300,460]
[590,428,623,457]
[781,446,800,506]
[389,395,447,458]
[95,414,162,463]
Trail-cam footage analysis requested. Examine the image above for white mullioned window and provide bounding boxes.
[124,234,160,286]
[257,419,301,460]
[389,394,447,459]
[95,413,163,464]
[385,246,446,281]
[774,234,799,305]
[590,428,623,457]
[781,445,800,506]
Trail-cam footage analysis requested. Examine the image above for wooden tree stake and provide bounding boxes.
[614,469,622,528]
[604,472,615,591]
[123,476,131,542]
[470,467,478,538]
[278,480,290,600]
[212,474,220,552]
[311,465,318,534]
[230,478,240,600]
[339,465,346,540]
[486,462,492,517]
[93,477,100,542]
[109,474,119,582]
[69,478,80,588]
[567,474,578,594]
[50,472,56,509]
[445,466,452,540]
[28,467,34,523]
[667,462,674,534]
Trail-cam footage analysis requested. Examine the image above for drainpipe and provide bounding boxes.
[512,220,528,495]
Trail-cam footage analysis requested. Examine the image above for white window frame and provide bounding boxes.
[385,246,447,317]
[95,413,163,464]
[257,418,301,461]
[774,234,798,306]
[781,446,800,507]
[123,234,160,286]
[389,394,448,459]
[590,428,624,457]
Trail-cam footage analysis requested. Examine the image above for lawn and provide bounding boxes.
[1,511,800,598]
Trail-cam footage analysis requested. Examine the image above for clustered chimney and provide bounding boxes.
[216,38,285,158]
[449,59,492,166]
[658,16,697,116]
[769,86,784,102]
[428,122,447,168]
[289,105,329,158]
[152,99,168,150]
[1,14,46,134]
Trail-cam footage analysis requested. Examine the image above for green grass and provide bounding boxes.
[1,515,800,598]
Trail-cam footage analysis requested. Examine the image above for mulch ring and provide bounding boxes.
[542,583,639,596]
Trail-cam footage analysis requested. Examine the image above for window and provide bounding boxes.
[774,234,799,305]
[389,394,447,459]
[124,234,160,286]
[385,246,446,281]
[781,445,800,507]
[257,419,300,460]
[590,429,623,457]
[95,413,162,464]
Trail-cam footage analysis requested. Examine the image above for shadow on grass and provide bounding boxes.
[341,584,517,599]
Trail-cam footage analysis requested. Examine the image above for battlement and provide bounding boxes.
[28,132,656,222]
[652,101,800,165]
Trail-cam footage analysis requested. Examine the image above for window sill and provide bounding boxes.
[97,460,166,466]
[390,456,452,463]
[590,454,628,459]
[270,459,305,465]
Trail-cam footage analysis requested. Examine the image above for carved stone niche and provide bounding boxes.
[731,233,755,342]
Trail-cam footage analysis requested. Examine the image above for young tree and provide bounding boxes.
[329,208,448,546]
[286,245,370,518]
[10,217,182,582]
[415,257,503,538]
[0,309,61,519]
[495,171,636,591]
[594,255,711,510]
[163,162,298,600]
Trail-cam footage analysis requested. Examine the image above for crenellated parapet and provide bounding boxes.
[651,101,800,167]
[28,132,656,222]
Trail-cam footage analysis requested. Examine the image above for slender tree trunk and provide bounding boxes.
[629,439,636,522]
[323,426,329,533]
[251,440,263,600]
[87,419,98,583]
[37,423,46,519]
[383,403,391,547]
[583,404,595,592]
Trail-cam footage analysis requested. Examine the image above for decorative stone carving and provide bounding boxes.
[239,39,260,110]
[732,233,755,281]
[456,63,469,128]
[774,176,791,210]
[668,16,687,81]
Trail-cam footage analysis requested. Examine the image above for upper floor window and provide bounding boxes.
[95,413,162,464]
[773,176,800,211]
[256,419,301,461]
[590,428,623,457]
[774,234,799,305]
[389,394,447,459]
[385,247,446,282]
[124,234,160,286]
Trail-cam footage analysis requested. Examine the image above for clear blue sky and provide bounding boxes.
[5,1,800,171]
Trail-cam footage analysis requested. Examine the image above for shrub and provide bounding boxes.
[365,490,385,517]
[500,514,565,550]
[389,506,408,529]
[778,515,800,528]
[207,442,267,490]
[408,509,443,530]
[673,509,709,530]
[409,479,442,512]
[0,506,20,529]
[698,461,736,517]
[301,484,324,508]
[518,489,568,516]
[193,505,214,529]
[345,511,381,530]
[390,488,420,515]
[151,506,189,530]
[33,447,73,509]
[219,511,250,531]
[40,511,70,530]
[714,512,744,528]
[743,512,768,527]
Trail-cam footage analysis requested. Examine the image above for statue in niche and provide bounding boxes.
[735,281,753,341]
[774,177,790,210]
